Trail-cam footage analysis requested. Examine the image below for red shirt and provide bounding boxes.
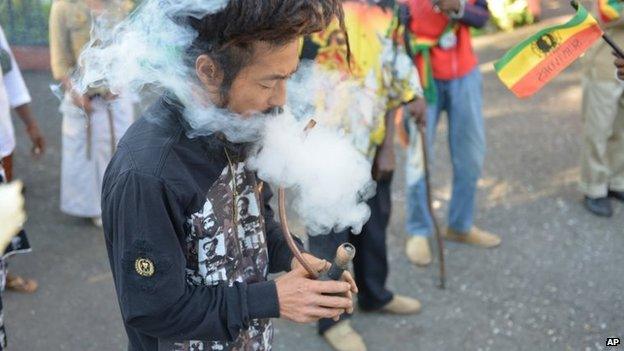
[408,0,484,80]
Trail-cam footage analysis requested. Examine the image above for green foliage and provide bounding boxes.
[489,0,535,32]
[0,0,52,46]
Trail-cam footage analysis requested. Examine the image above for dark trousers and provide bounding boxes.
[308,176,394,334]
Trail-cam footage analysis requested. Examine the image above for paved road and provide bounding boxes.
[5,7,624,351]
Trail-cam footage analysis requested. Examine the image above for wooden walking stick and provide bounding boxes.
[396,2,446,287]
[107,106,117,155]
[417,121,446,289]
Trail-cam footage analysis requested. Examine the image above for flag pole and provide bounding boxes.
[571,0,624,57]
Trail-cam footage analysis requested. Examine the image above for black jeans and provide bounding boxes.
[308,175,394,334]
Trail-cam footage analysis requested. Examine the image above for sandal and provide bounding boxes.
[6,274,38,293]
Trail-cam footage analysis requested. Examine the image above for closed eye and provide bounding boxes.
[259,83,275,89]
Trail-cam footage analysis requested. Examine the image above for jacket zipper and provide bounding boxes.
[224,149,245,264]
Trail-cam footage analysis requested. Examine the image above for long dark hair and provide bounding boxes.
[187,0,350,98]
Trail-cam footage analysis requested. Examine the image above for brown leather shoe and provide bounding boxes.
[444,227,501,248]
[6,273,38,294]
[380,295,422,315]
[406,236,432,266]
[323,321,367,351]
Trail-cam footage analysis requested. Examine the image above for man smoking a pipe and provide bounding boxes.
[101,2,357,350]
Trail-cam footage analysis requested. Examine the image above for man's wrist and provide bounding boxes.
[247,281,281,319]
[449,0,467,18]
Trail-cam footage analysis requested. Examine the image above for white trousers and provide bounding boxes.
[60,94,133,217]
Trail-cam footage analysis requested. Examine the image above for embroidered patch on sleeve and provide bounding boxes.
[122,240,172,294]
[134,257,155,277]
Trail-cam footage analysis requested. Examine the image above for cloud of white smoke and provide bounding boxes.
[75,0,382,235]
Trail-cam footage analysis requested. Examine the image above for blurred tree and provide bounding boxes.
[489,0,535,31]
[0,0,142,46]
[0,0,52,46]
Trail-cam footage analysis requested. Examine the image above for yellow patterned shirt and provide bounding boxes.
[302,1,422,157]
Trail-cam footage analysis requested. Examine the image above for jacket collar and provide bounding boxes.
[159,93,252,162]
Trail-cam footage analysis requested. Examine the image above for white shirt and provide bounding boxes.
[0,25,32,158]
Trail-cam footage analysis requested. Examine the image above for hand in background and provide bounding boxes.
[615,56,624,81]
[13,104,46,158]
[26,123,45,158]
[436,0,461,14]
[407,97,427,128]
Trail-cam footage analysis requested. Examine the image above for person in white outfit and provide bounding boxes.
[49,0,134,226]
[0,24,42,307]
[0,25,45,181]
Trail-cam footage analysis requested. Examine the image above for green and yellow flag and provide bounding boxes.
[598,0,622,23]
[494,4,603,98]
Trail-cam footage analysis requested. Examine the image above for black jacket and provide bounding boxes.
[102,97,299,350]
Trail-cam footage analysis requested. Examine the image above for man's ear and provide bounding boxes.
[196,54,223,89]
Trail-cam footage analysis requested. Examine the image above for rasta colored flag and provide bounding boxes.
[598,0,622,23]
[494,4,603,98]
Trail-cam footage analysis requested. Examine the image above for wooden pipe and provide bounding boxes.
[278,187,319,279]
[278,119,320,279]
[319,243,356,281]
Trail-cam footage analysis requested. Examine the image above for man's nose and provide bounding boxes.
[268,80,287,108]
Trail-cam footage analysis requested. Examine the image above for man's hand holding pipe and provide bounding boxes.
[292,252,358,315]
[278,254,357,323]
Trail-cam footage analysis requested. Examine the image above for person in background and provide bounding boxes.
[0,25,45,182]
[403,0,501,268]
[49,0,135,227]
[0,23,44,347]
[578,3,624,218]
[0,24,41,295]
[101,1,358,350]
[302,1,426,350]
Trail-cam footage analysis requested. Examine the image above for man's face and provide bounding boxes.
[198,40,300,117]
